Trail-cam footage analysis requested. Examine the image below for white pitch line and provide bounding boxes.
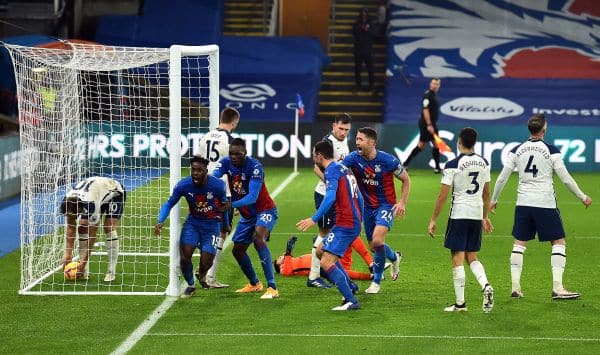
[111,171,299,355]
[145,332,600,342]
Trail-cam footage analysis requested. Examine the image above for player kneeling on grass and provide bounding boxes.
[428,128,494,313]
[155,156,230,298]
[60,176,126,282]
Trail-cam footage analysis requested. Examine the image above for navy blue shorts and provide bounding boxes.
[444,218,482,252]
[512,206,565,242]
[314,191,335,230]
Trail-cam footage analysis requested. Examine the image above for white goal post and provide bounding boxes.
[5,42,219,296]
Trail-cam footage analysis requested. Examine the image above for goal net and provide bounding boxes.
[5,42,219,295]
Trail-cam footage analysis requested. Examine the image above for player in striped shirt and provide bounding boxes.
[297,140,365,310]
[428,127,494,312]
[342,127,410,294]
[155,156,229,298]
[213,138,280,299]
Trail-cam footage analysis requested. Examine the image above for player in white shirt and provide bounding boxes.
[60,176,126,282]
[491,114,592,300]
[307,113,352,288]
[428,127,494,313]
[197,107,240,288]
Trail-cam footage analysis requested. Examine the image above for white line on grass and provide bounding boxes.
[111,171,299,355]
[145,332,600,343]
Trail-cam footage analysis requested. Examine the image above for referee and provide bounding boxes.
[403,78,442,173]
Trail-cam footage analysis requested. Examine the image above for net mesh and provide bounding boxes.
[6,42,217,295]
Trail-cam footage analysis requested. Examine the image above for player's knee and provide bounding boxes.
[232,247,245,260]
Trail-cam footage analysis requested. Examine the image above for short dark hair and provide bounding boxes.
[314,140,334,160]
[334,113,352,124]
[190,155,209,167]
[459,127,477,149]
[230,137,246,150]
[273,260,281,274]
[527,114,546,134]
[358,127,377,141]
[220,108,240,124]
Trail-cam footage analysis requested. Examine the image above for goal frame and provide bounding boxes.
[8,43,219,296]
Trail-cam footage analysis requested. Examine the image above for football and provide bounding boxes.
[64,261,80,280]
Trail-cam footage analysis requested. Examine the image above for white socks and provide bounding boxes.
[309,236,324,280]
[106,230,119,275]
[551,244,566,292]
[469,260,489,290]
[452,266,466,305]
[510,244,526,292]
[206,236,225,281]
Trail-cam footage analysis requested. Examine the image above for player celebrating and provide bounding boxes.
[309,113,352,288]
[198,107,240,289]
[297,141,364,311]
[491,114,592,300]
[342,127,409,294]
[154,156,229,298]
[428,127,494,313]
[60,176,126,282]
[213,138,280,299]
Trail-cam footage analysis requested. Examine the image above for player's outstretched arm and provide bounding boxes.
[428,184,450,238]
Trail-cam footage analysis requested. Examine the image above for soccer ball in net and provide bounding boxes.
[64,262,80,280]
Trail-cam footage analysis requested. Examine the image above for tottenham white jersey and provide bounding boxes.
[65,177,125,225]
[441,153,490,220]
[199,128,232,174]
[505,139,563,208]
[315,133,349,195]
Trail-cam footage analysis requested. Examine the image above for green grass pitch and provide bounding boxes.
[0,167,599,354]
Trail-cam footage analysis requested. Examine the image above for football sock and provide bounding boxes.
[335,261,351,279]
[372,245,386,284]
[384,243,397,261]
[206,236,225,281]
[432,147,441,169]
[326,264,357,304]
[404,146,422,166]
[180,259,194,287]
[551,244,566,291]
[469,260,489,290]
[255,242,276,289]
[78,233,89,275]
[106,231,119,275]
[235,253,259,285]
[309,235,323,280]
[452,265,466,305]
[510,244,526,291]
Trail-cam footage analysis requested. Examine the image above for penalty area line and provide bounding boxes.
[111,171,299,355]
[145,332,600,343]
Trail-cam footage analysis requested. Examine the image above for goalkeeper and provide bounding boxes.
[60,176,126,282]
[274,236,380,281]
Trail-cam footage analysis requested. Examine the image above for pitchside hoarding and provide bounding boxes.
[0,134,21,200]
[77,121,599,172]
